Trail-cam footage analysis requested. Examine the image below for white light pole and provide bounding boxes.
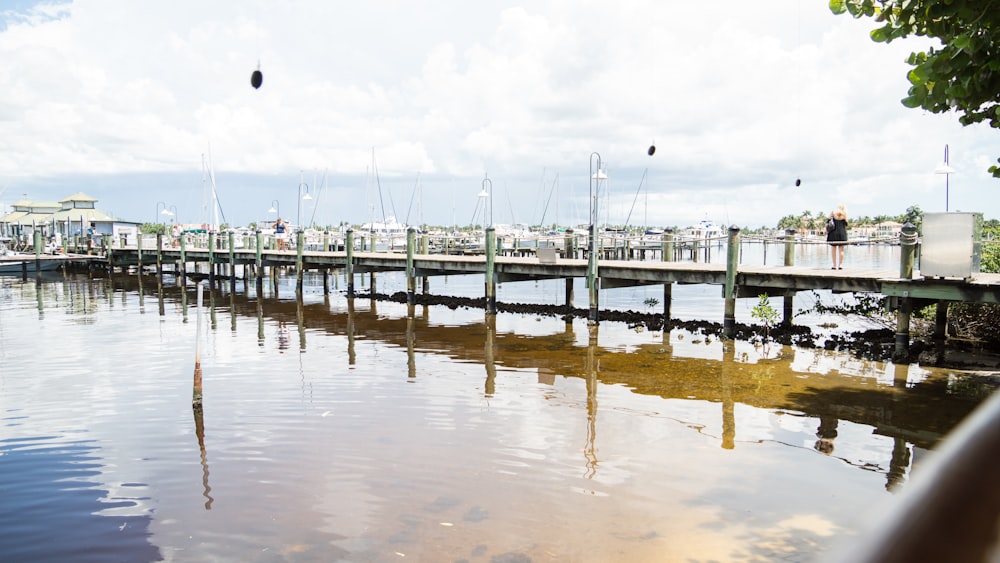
[297,178,312,231]
[268,199,280,220]
[934,144,956,212]
[478,176,492,228]
[588,152,607,324]
[156,201,169,225]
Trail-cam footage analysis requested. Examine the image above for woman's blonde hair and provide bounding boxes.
[833,204,848,220]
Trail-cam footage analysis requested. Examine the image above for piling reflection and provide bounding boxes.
[192,404,214,510]
[584,325,599,479]
[484,313,496,396]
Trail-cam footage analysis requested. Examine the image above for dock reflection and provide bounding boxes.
[27,273,1000,490]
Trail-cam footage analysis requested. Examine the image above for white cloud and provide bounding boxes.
[0,0,996,227]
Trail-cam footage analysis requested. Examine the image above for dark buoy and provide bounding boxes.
[647,144,656,156]
[251,69,263,89]
[795,178,801,187]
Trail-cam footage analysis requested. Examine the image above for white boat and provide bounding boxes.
[679,219,725,244]
[0,251,63,274]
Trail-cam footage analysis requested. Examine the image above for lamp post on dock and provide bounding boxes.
[297,179,312,231]
[156,201,171,226]
[934,144,956,212]
[588,152,607,324]
[478,176,492,228]
[168,205,177,224]
[268,200,280,221]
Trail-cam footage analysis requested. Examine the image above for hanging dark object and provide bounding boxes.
[647,144,656,156]
[795,178,801,187]
[251,68,263,89]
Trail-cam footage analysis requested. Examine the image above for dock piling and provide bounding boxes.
[723,226,741,339]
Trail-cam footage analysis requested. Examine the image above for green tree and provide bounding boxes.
[830,0,1000,177]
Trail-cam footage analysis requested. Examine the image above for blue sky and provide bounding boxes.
[1,0,998,229]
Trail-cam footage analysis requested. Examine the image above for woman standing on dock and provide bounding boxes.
[827,203,849,269]
[274,217,287,251]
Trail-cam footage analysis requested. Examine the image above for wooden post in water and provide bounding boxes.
[228,231,236,287]
[136,231,143,274]
[722,226,741,339]
[323,231,329,252]
[156,233,163,277]
[406,227,416,306]
[179,233,188,285]
[193,281,204,407]
[661,229,674,324]
[485,227,497,314]
[33,229,42,277]
[587,224,600,324]
[207,231,216,287]
[782,228,796,326]
[894,223,918,360]
[564,230,575,312]
[295,230,305,293]
[254,230,264,290]
[346,229,355,297]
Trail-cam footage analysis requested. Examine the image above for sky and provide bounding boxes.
[1,0,998,230]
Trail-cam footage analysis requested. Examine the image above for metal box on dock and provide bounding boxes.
[919,212,982,279]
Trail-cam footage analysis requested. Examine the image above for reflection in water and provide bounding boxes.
[484,313,496,395]
[192,405,214,510]
[6,272,1000,562]
[584,325,599,479]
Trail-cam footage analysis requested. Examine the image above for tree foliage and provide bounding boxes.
[830,0,1000,177]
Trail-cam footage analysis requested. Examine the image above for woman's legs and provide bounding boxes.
[838,244,845,268]
[830,244,839,268]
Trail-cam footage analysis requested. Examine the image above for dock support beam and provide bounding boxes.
[346,229,355,297]
[894,223,918,360]
[254,230,264,291]
[485,227,497,314]
[179,234,187,286]
[406,227,416,306]
[723,226,741,339]
[782,228,796,326]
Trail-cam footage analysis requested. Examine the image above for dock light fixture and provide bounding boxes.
[588,152,607,323]
[297,179,312,231]
[156,201,170,225]
[268,200,280,217]
[934,144,956,212]
[478,176,492,228]
[168,205,177,224]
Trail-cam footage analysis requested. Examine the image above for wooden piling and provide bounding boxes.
[723,226,740,339]
[485,227,497,314]
[406,227,416,306]
[207,231,216,287]
[254,230,264,291]
[661,230,674,324]
[156,233,163,277]
[346,229,355,297]
[295,230,304,293]
[193,281,204,407]
[587,224,599,324]
[782,228,796,326]
[894,223,918,359]
[179,233,187,285]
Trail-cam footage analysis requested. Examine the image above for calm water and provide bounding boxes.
[1,243,995,562]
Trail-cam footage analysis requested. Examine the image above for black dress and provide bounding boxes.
[827,218,848,244]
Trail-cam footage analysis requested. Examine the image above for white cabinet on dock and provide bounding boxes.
[920,212,982,279]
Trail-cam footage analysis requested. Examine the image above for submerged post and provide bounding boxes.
[406,227,416,306]
[346,229,355,297]
[782,228,796,326]
[894,223,918,360]
[723,226,741,339]
[485,227,497,314]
